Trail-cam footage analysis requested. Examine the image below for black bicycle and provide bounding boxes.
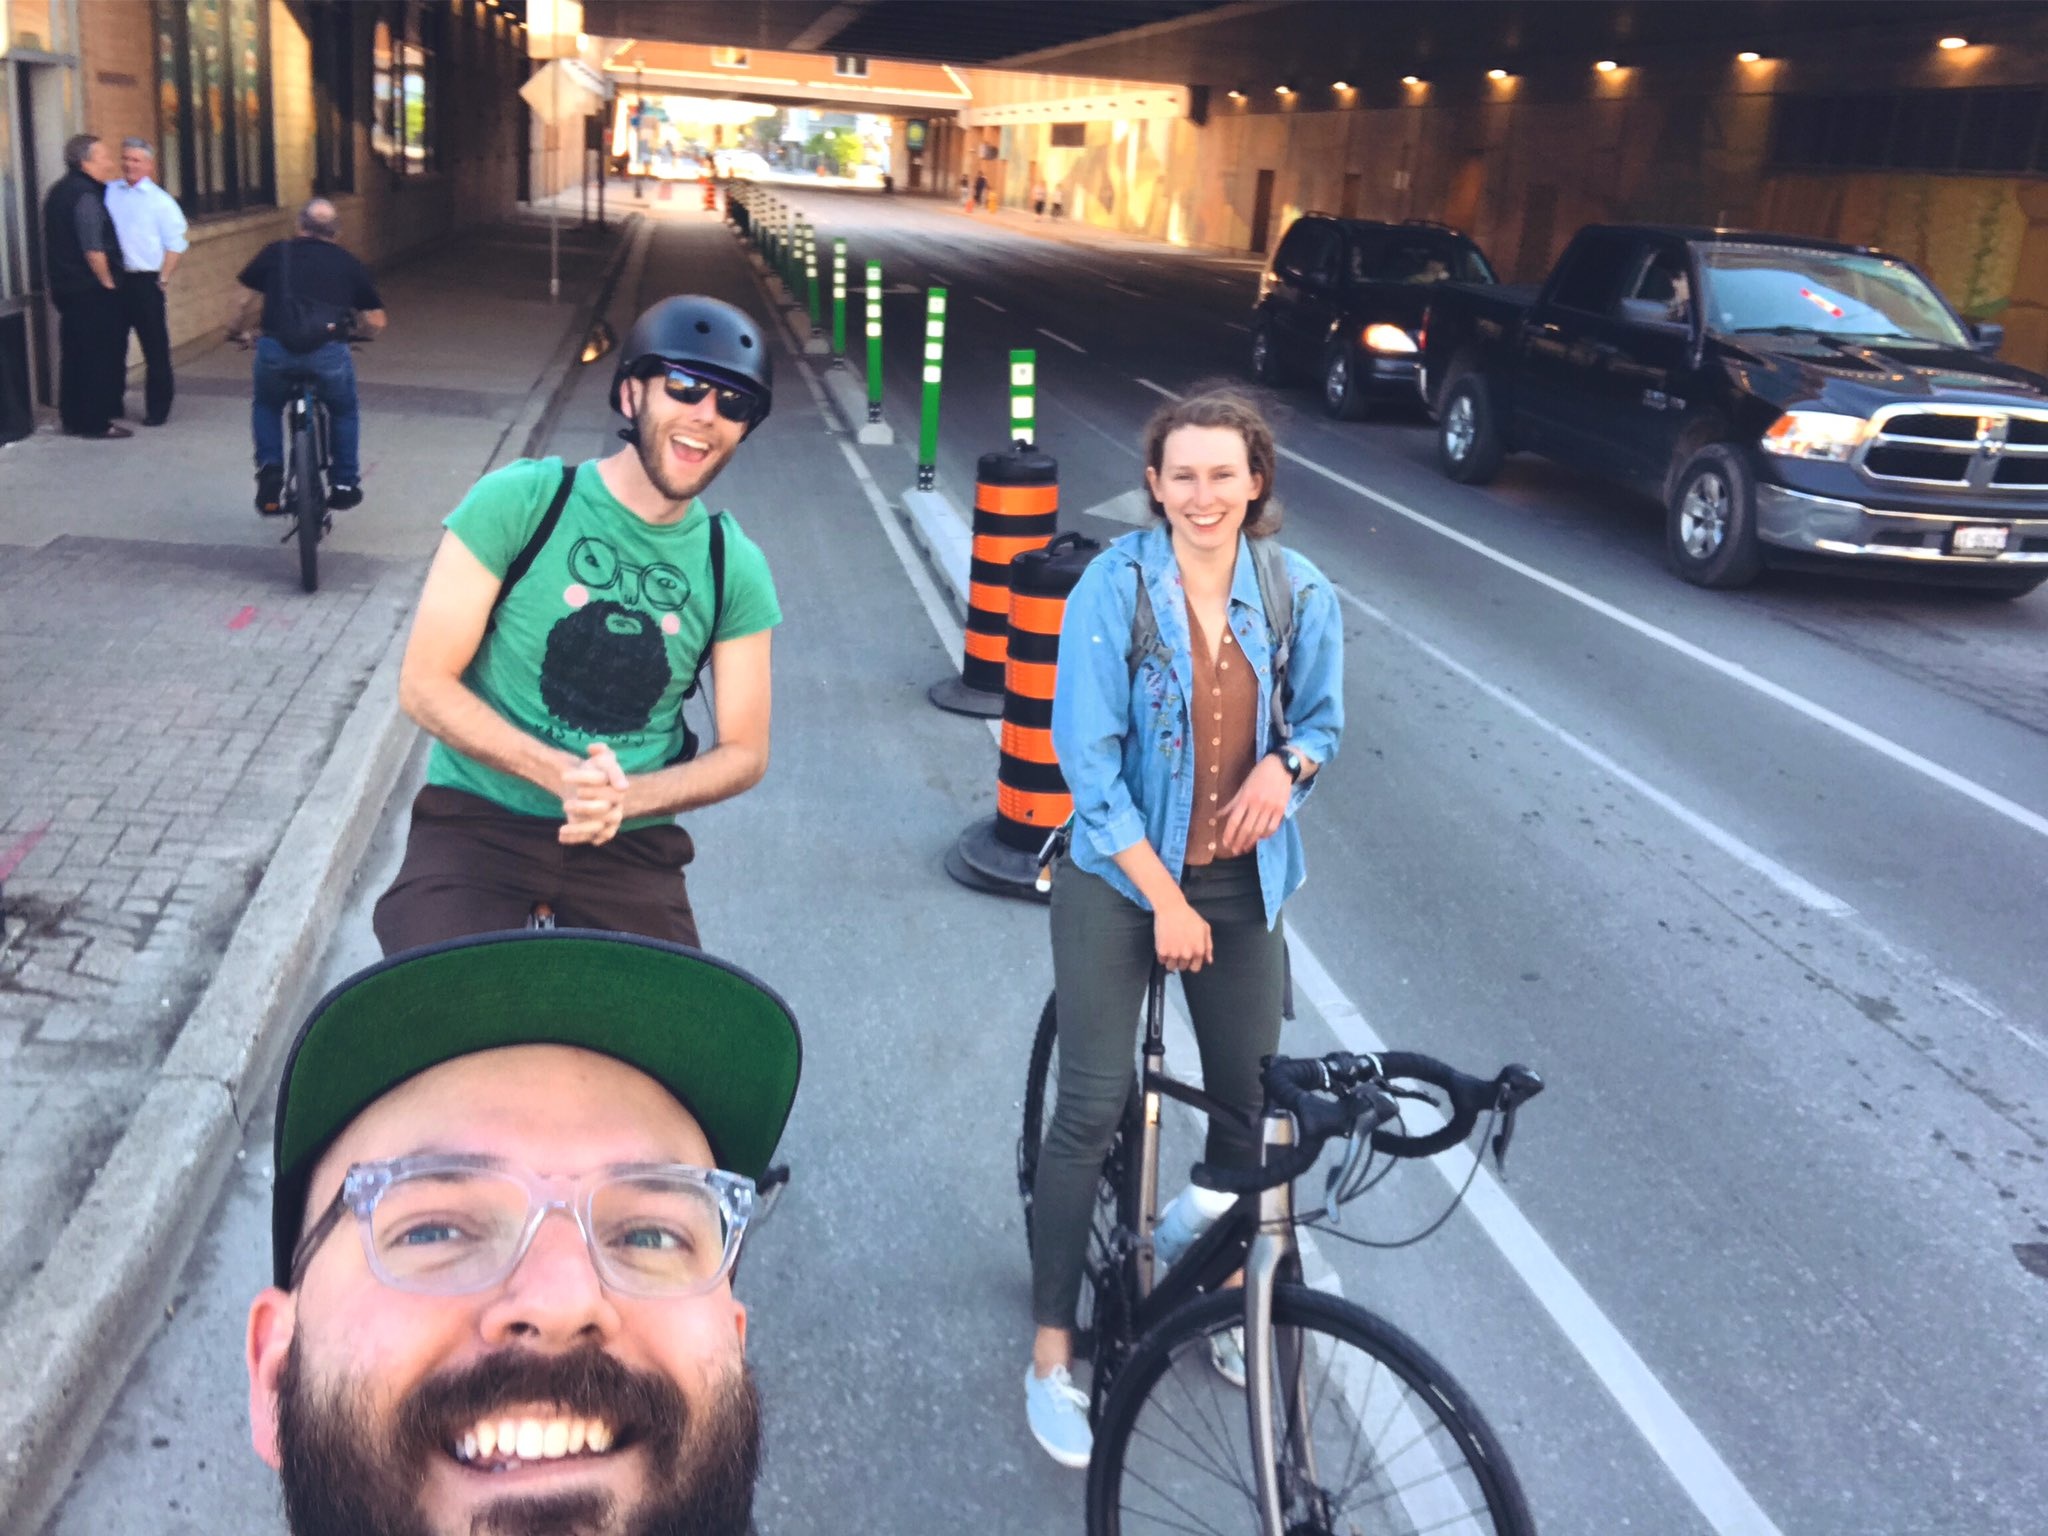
[1019,969,1545,1535]
[241,331,364,593]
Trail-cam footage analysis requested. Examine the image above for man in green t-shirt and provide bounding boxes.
[373,297,780,953]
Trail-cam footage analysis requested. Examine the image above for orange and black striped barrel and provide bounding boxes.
[960,447,1059,695]
[995,532,1101,852]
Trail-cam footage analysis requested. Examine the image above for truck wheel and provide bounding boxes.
[1321,344,1369,421]
[1438,374,1505,484]
[1667,445,1763,589]
[1250,319,1290,386]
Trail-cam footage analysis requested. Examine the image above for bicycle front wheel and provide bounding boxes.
[291,415,321,594]
[1088,1283,1536,1536]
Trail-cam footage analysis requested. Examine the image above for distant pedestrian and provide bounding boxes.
[1033,180,1049,219]
[41,133,129,439]
[959,171,972,208]
[973,171,990,211]
[104,137,188,427]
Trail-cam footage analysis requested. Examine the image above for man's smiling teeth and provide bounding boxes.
[672,433,709,453]
[453,1414,616,1465]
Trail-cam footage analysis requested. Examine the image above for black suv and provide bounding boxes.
[1251,214,1497,418]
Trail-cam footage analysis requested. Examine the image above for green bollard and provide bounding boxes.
[805,227,822,336]
[918,287,947,491]
[1009,350,1037,448]
[832,239,848,360]
[865,261,884,425]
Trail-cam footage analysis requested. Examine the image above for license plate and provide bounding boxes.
[1952,524,2010,556]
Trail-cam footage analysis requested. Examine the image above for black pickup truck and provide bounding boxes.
[1419,224,2048,597]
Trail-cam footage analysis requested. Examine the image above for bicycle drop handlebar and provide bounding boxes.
[1190,1051,1545,1195]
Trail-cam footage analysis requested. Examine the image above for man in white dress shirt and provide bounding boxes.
[104,137,188,426]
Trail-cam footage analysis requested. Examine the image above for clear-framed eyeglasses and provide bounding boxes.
[289,1154,758,1299]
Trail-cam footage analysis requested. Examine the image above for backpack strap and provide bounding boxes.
[682,512,726,701]
[1123,558,1173,680]
[1247,536,1296,745]
[487,463,576,630]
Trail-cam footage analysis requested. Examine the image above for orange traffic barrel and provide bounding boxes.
[703,179,718,211]
[929,446,1059,717]
[947,531,1101,900]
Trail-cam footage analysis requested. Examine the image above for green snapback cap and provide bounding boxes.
[271,929,802,1288]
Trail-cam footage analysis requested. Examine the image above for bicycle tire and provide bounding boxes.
[1019,989,1140,1398]
[291,414,321,594]
[1087,1283,1537,1536]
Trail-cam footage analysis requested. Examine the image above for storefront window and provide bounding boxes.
[372,5,437,172]
[153,0,274,216]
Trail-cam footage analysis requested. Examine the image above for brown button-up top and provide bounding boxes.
[1183,606,1260,866]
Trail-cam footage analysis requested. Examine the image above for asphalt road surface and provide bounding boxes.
[46,194,2048,1536]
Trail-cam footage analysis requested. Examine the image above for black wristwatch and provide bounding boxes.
[1275,746,1305,783]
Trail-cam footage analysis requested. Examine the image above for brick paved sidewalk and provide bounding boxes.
[0,212,627,1316]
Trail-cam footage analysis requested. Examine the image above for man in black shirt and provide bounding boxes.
[41,134,129,440]
[233,198,387,515]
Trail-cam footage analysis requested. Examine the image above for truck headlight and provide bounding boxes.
[1760,410,1872,461]
[1362,323,1418,354]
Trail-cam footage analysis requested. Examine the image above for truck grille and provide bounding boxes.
[1857,404,2048,492]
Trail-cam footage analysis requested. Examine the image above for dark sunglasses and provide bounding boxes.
[657,363,760,424]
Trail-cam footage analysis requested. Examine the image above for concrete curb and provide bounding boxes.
[0,213,643,1536]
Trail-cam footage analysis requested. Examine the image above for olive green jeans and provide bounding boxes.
[1032,854,1286,1330]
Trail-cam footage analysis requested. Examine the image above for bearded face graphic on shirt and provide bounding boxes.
[538,535,687,734]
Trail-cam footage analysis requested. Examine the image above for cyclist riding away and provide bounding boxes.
[1027,389,1345,1467]
[372,295,780,954]
[232,198,386,516]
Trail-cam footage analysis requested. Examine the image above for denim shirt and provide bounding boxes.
[1051,525,1344,929]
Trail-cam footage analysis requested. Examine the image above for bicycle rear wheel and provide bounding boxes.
[290,413,321,593]
[1019,990,1139,1388]
[1087,1283,1536,1536]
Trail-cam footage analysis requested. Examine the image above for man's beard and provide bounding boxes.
[276,1339,760,1536]
[634,419,737,505]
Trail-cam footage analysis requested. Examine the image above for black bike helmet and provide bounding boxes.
[610,295,774,436]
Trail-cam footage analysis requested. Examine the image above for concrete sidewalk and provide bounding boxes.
[0,205,642,1535]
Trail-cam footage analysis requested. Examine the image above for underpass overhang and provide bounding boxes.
[601,39,970,115]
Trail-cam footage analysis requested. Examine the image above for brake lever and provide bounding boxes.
[1489,1065,1545,1175]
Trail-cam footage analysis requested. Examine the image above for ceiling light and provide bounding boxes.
[1227,88,1245,100]
[1595,59,1619,73]
[1332,80,1351,91]
[1938,35,1969,50]
[1737,50,1761,62]
[1487,68,1509,81]
[1275,83,1294,96]
[1401,75,1423,87]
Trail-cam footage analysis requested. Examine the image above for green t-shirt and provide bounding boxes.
[428,456,781,826]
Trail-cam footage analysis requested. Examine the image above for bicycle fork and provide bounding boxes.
[1243,1110,1326,1536]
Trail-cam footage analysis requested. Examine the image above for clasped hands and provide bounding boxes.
[558,743,628,846]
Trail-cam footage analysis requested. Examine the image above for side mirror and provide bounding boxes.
[1970,320,2005,356]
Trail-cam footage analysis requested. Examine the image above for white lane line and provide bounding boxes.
[1338,587,1855,916]
[1136,375,2048,845]
[850,397,1784,1536]
[1107,281,1146,299]
[974,295,1008,313]
[1276,446,2048,842]
[1224,321,1250,332]
[1036,326,1087,354]
[1284,937,1787,1536]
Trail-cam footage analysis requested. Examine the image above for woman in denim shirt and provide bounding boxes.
[1025,390,1344,1466]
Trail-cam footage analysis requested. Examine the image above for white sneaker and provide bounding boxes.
[1210,1326,1247,1389]
[1025,1364,1093,1468]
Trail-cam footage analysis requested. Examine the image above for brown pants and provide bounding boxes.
[372,786,701,955]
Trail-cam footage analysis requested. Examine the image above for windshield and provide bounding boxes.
[1696,245,1968,346]
[1348,231,1495,287]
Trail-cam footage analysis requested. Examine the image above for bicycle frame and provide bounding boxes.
[1117,970,1325,1536]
